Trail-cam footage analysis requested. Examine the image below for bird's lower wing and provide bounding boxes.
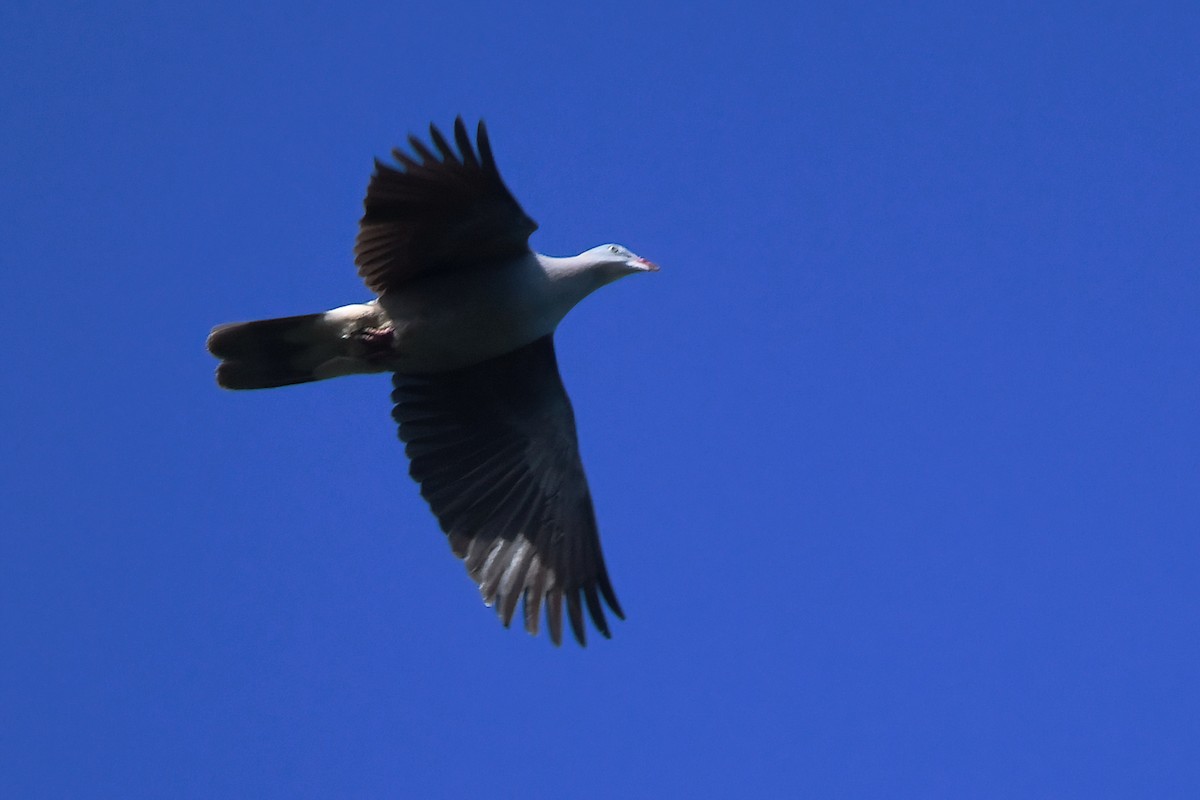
[391,336,623,646]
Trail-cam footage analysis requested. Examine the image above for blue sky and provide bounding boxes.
[3,1,1198,797]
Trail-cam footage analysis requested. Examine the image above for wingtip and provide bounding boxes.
[600,578,628,623]
[427,122,457,162]
[476,119,496,171]
[453,117,478,166]
[583,585,611,639]
[566,590,587,647]
[407,133,436,164]
[547,590,564,646]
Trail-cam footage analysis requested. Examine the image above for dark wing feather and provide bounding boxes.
[355,117,538,294]
[391,336,624,646]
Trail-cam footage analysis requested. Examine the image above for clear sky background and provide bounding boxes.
[3,2,1198,797]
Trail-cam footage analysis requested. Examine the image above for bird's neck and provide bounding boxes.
[537,254,620,321]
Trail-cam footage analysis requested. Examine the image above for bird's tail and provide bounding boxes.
[206,306,388,390]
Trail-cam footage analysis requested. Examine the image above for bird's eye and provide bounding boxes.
[609,245,620,253]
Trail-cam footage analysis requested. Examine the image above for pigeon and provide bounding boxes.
[207,118,658,646]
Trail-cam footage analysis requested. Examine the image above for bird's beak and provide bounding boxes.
[633,256,660,272]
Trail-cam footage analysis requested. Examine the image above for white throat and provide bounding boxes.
[535,252,624,326]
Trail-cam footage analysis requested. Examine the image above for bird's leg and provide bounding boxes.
[345,325,397,363]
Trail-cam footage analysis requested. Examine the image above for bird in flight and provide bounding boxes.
[207,118,657,646]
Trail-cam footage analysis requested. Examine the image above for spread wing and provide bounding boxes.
[355,118,538,294]
[391,336,624,646]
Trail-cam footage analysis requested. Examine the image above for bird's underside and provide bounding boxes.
[207,118,649,646]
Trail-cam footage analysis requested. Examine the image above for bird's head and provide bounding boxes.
[585,244,659,279]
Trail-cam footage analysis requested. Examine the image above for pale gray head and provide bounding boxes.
[583,243,660,279]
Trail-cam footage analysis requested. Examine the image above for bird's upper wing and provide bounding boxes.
[355,118,538,294]
[391,336,623,646]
